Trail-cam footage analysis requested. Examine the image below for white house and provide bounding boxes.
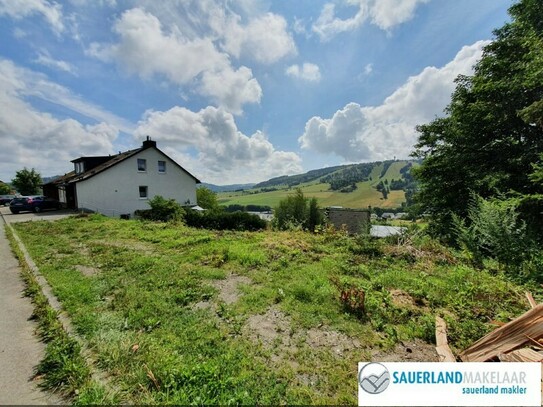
[46,138,200,217]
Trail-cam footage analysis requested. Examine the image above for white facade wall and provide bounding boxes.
[75,148,197,217]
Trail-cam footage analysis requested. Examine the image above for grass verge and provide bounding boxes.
[5,225,118,404]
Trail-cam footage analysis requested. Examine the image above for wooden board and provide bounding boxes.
[498,348,543,362]
[435,316,456,362]
[460,304,543,362]
[526,291,537,309]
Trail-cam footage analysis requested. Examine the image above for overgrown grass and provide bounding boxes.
[12,214,537,404]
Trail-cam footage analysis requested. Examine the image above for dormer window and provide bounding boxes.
[137,158,147,172]
[75,162,84,174]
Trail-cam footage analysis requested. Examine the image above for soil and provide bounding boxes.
[75,265,99,277]
[212,274,252,304]
[372,339,439,362]
[192,274,252,310]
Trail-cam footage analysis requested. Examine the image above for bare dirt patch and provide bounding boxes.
[305,327,361,356]
[244,306,361,359]
[244,306,293,349]
[372,339,439,362]
[75,265,99,277]
[390,289,416,307]
[212,274,252,305]
[192,274,252,311]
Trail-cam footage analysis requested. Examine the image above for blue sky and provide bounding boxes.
[0,0,512,184]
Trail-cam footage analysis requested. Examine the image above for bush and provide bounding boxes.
[135,196,185,222]
[184,210,267,231]
[453,194,534,268]
[272,189,323,232]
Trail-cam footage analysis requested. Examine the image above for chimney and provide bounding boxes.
[142,135,157,149]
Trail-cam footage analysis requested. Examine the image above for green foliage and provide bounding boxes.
[11,167,42,195]
[137,195,185,222]
[197,187,220,211]
[273,188,323,232]
[0,181,10,195]
[223,204,271,213]
[184,209,267,231]
[452,195,534,271]
[413,0,543,240]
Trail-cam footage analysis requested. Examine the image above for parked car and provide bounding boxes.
[9,196,61,214]
[0,195,15,205]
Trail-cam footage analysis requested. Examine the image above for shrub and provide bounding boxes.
[184,210,267,231]
[453,194,534,268]
[135,196,185,222]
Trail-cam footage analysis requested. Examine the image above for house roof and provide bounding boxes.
[45,141,200,185]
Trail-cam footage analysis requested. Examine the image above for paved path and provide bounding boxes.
[0,210,62,404]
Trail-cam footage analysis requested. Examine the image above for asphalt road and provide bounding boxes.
[0,207,64,404]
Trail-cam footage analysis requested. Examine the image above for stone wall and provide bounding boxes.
[326,207,370,235]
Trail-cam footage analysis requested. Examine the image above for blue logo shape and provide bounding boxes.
[359,363,390,394]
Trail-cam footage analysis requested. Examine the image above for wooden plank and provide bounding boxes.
[526,292,537,309]
[498,348,543,362]
[435,316,456,362]
[460,304,543,362]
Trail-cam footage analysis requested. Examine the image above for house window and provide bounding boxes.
[75,162,84,174]
[139,186,148,199]
[158,160,166,173]
[137,158,147,172]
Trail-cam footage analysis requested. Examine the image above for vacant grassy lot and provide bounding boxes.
[13,215,535,404]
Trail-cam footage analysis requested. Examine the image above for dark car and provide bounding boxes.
[0,195,15,205]
[9,196,61,214]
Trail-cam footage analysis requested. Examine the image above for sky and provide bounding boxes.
[0,0,513,185]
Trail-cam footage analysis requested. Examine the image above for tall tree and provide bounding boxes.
[11,168,42,196]
[413,0,543,240]
[0,182,10,195]
[196,186,220,211]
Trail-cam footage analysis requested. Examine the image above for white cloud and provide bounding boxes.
[0,0,64,34]
[0,59,120,180]
[363,63,373,75]
[34,50,77,75]
[312,0,430,41]
[221,12,297,64]
[88,7,262,114]
[2,60,133,133]
[299,41,488,162]
[134,105,302,183]
[286,63,322,82]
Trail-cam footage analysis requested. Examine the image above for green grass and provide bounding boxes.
[12,214,538,404]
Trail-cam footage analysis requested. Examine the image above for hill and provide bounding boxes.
[199,182,255,193]
[218,160,419,209]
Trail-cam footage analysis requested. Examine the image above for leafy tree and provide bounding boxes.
[196,187,220,211]
[413,0,543,240]
[0,182,10,195]
[273,188,323,232]
[11,168,42,195]
[307,197,323,232]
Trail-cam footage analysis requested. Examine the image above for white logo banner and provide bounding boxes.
[358,362,541,406]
